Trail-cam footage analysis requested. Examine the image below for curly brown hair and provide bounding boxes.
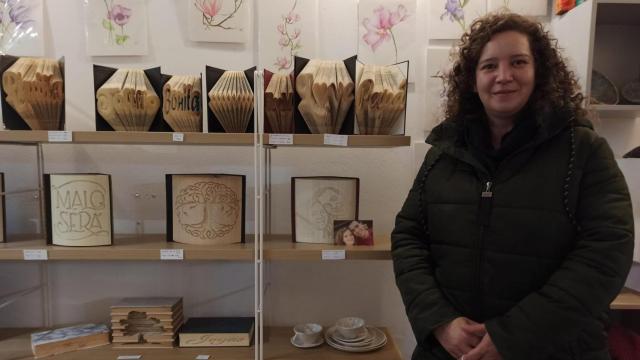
[442,12,585,122]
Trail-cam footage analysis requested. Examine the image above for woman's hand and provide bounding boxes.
[462,327,503,360]
[433,317,486,359]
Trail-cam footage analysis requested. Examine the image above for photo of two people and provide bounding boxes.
[333,220,373,246]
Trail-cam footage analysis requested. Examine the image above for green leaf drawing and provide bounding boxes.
[102,19,114,31]
[462,0,470,7]
[115,34,129,45]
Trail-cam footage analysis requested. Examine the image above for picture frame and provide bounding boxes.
[291,177,359,244]
[333,220,373,246]
[166,174,246,245]
[44,174,113,247]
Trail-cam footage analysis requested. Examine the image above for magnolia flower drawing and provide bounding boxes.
[195,0,244,30]
[440,0,470,31]
[361,4,409,63]
[0,0,35,51]
[274,0,302,71]
[103,0,132,46]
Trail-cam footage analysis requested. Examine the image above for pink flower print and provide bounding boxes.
[277,23,286,35]
[285,11,300,24]
[108,4,132,26]
[274,56,291,71]
[292,28,301,39]
[361,5,409,60]
[196,0,223,19]
[278,36,290,49]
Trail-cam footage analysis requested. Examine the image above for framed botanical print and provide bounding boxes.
[291,177,359,244]
[166,174,246,245]
[45,174,113,246]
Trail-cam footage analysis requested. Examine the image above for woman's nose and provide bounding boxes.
[496,64,514,83]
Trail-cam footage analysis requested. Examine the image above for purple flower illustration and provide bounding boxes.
[440,0,469,30]
[108,4,131,26]
[0,0,35,51]
[102,1,133,46]
[274,0,302,71]
[362,4,409,62]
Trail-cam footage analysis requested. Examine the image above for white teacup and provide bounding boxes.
[293,323,323,345]
[335,317,366,340]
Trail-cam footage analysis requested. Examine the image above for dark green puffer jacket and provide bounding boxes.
[391,112,634,360]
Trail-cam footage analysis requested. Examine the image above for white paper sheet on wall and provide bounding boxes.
[425,47,452,129]
[357,0,417,79]
[188,0,250,43]
[0,0,44,56]
[487,0,549,16]
[258,0,318,73]
[428,0,487,40]
[84,0,149,56]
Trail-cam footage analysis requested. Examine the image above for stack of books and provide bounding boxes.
[110,297,184,348]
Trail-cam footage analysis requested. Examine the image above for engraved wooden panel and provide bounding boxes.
[48,174,112,246]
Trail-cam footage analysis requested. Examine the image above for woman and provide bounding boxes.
[335,226,356,246]
[391,12,634,360]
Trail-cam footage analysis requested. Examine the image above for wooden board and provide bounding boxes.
[611,288,640,310]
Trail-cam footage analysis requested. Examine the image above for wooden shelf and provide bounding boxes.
[263,235,391,260]
[0,234,254,261]
[263,134,411,147]
[0,131,255,146]
[590,104,640,118]
[611,287,640,310]
[0,327,402,360]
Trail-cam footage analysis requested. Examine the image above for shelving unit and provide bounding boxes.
[0,327,402,360]
[263,134,411,147]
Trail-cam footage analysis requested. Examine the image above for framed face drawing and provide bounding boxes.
[84,0,149,56]
[188,0,250,43]
[166,174,245,245]
[428,0,486,40]
[45,174,113,247]
[292,177,359,244]
[487,0,548,16]
[0,173,5,243]
[0,0,44,56]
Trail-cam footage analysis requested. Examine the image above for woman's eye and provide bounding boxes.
[481,63,496,70]
[513,59,528,66]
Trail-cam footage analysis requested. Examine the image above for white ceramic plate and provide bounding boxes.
[591,70,619,105]
[291,335,324,348]
[328,326,369,343]
[325,326,387,352]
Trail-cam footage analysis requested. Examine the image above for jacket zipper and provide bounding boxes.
[475,180,493,319]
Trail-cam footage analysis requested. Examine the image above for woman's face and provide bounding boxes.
[475,31,535,122]
[342,229,355,246]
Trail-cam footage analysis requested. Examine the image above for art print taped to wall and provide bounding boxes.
[357,0,415,78]
[426,47,451,129]
[0,0,44,56]
[487,0,548,16]
[45,174,113,247]
[258,0,317,73]
[84,0,149,56]
[167,174,245,245]
[428,0,486,40]
[292,177,359,244]
[188,0,249,43]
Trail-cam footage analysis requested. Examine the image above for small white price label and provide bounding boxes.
[117,356,142,360]
[322,249,346,260]
[48,131,72,142]
[172,133,185,142]
[23,249,48,260]
[323,134,348,147]
[160,249,184,260]
[269,133,294,145]
[196,356,210,360]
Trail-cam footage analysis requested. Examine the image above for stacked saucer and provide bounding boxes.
[325,317,387,353]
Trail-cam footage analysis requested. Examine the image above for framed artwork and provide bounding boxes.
[487,0,548,16]
[166,174,245,245]
[258,0,317,73]
[428,0,486,40]
[84,0,149,56]
[188,0,250,43]
[0,0,44,56]
[0,173,5,243]
[426,47,452,129]
[357,0,416,79]
[292,177,359,244]
[333,220,373,246]
[45,174,113,247]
